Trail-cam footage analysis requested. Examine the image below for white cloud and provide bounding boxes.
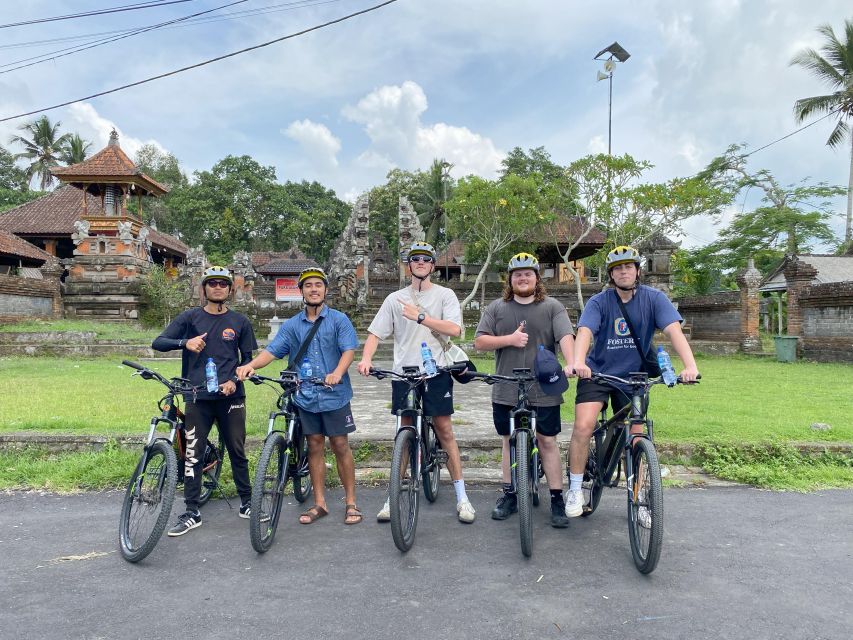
[282,119,341,168]
[64,103,167,161]
[343,81,504,178]
[587,135,607,154]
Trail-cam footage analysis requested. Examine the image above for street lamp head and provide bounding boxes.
[594,41,631,63]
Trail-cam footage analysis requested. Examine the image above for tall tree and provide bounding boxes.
[133,144,189,231]
[790,19,853,245]
[416,158,454,248]
[59,134,92,165]
[0,144,42,212]
[367,168,424,254]
[445,174,547,310]
[8,115,71,190]
[277,180,350,263]
[500,145,566,185]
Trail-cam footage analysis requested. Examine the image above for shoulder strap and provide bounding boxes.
[613,289,647,362]
[287,315,325,371]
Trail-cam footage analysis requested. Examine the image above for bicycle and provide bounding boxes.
[368,365,454,552]
[468,368,544,557]
[118,360,225,563]
[569,371,699,574]
[246,371,329,553]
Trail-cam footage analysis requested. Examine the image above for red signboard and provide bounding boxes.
[275,277,301,301]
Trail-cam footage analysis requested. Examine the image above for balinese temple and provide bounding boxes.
[0,129,188,320]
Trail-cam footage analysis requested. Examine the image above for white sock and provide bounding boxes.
[453,479,468,503]
[569,473,584,492]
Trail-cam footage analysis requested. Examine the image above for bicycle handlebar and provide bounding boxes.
[368,362,468,381]
[590,371,701,388]
[249,373,330,388]
[122,360,195,393]
[466,370,536,385]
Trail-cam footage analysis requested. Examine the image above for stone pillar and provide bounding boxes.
[39,256,64,318]
[783,257,818,338]
[355,195,369,309]
[736,258,762,352]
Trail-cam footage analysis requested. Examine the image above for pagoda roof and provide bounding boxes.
[0,185,187,257]
[51,131,168,196]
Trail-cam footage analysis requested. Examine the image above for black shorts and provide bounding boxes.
[391,371,454,416]
[574,379,632,414]
[492,403,562,437]
[297,403,356,437]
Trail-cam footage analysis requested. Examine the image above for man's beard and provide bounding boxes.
[512,282,536,297]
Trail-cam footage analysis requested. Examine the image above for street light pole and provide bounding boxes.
[594,42,630,156]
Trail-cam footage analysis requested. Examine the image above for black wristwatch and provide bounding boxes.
[416,312,426,324]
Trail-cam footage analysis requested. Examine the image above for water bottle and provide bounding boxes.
[205,358,218,393]
[300,357,313,380]
[421,342,437,377]
[657,346,677,387]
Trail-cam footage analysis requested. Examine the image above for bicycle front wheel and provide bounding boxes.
[249,433,288,553]
[515,430,533,558]
[390,428,419,552]
[422,420,440,503]
[119,440,178,563]
[291,426,313,503]
[530,438,541,508]
[198,429,224,507]
[628,437,664,574]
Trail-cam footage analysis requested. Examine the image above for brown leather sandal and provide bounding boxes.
[299,505,328,524]
[344,504,363,525]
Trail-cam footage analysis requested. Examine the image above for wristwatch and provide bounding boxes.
[417,312,426,324]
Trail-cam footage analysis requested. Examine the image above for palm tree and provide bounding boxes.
[416,158,453,246]
[60,134,92,166]
[8,115,71,190]
[791,19,853,245]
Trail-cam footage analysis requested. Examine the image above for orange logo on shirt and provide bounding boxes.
[222,328,236,341]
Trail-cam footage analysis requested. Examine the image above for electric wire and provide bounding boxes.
[0,1,195,30]
[0,0,400,123]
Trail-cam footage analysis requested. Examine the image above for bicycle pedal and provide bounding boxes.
[435,450,449,464]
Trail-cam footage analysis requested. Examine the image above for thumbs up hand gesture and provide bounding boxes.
[507,322,528,348]
[185,332,207,353]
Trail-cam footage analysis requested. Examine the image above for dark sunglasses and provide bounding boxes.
[205,279,231,288]
[409,256,434,263]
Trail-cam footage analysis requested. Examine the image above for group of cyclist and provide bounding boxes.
[152,239,699,537]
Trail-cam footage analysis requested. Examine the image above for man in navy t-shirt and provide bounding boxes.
[565,246,699,518]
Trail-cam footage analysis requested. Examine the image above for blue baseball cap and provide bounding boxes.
[534,347,568,396]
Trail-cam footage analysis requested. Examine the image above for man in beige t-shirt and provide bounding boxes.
[357,241,476,524]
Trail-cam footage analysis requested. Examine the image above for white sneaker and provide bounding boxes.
[457,500,476,523]
[564,490,584,518]
[638,505,652,529]
[376,498,390,522]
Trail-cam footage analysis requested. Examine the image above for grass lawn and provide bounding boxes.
[0,319,160,342]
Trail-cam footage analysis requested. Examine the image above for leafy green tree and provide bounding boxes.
[790,19,853,245]
[700,145,843,272]
[277,180,350,263]
[416,158,454,248]
[500,145,566,185]
[59,134,91,165]
[139,265,192,327]
[133,144,189,231]
[445,174,548,309]
[8,115,71,190]
[0,144,42,212]
[367,168,423,254]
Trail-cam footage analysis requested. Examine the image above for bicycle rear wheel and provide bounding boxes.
[291,425,313,503]
[249,433,288,553]
[530,437,541,508]
[628,437,663,574]
[198,429,224,507]
[390,428,419,552]
[422,419,440,503]
[515,430,533,558]
[119,440,178,563]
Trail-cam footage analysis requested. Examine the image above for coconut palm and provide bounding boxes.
[8,115,71,190]
[790,19,853,244]
[415,158,453,247]
[60,134,92,166]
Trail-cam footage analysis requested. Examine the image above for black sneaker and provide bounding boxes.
[239,503,251,519]
[491,493,517,520]
[550,501,570,529]
[168,511,202,537]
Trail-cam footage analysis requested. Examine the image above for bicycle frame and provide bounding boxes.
[394,366,428,483]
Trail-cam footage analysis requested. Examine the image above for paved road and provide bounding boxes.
[1,487,850,639]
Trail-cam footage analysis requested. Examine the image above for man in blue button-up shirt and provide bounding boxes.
[237,268,362,525]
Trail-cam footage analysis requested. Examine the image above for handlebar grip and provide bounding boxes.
[122,360,145,371]
[249,375,264,385]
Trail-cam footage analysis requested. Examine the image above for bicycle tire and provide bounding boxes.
[515,430,533,558]
[291,425,313,503]
[198,429,224,507]
[628,437,664,574]
[389,428,419,552]
[422,419,440,503]
[119,440,178,563]
[249,433,288,553]
[581,432,604,517]
[530,438,541,508]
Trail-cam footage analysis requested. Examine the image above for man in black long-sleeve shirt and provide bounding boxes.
[152,266,257,536]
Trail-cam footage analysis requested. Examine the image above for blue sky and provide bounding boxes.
[1,0,851,248]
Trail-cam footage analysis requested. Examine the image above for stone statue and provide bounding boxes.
[71,219,91,243]
[118,220,134,241]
